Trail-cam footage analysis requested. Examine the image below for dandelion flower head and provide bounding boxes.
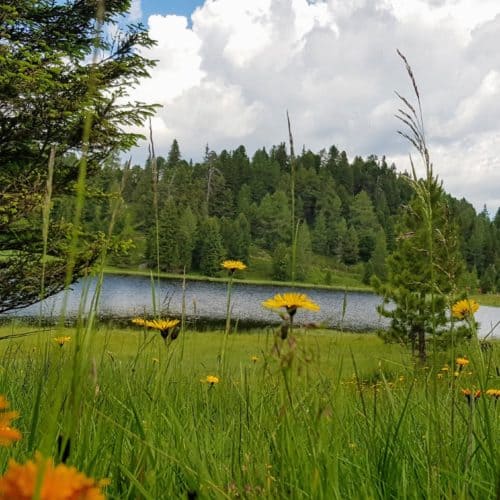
[456,357,470,367]
[486,389,500,398]
[262,292,320,316]
[0,452,106,499]
[131,317,147,327]
[131,318,180,339]
[0,396,21,447]
[201,375,220,385]
[146,319,180,331]
[461,388,481,402]
[222,260,247,272]
[53,336,71,347]
[452,299,479,320]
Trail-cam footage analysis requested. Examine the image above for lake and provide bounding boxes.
[4,274,500,338]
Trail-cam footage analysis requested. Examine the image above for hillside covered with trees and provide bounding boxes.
[80,140,500,293]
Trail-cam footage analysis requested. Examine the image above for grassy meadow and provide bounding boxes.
[0,321,499,498]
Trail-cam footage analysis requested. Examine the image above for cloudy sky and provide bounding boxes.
[125,0,500,214]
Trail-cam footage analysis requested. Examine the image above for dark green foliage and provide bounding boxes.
[221,214,251,263]
[295,223,312,281]
[350,191,381,262]
[195,217,225,277]
[374,176,465,359]
[341,226,359,265]
[50,138,497,285]
[254,191,291,250]
[0,0,157,312]
[272,243,290,281]
[156,200,181,272]
[370,231,388,282]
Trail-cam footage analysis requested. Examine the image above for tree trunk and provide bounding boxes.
[417,325,426,362]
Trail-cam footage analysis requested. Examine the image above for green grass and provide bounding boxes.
[471,293,500,308]
[0,322,498,498]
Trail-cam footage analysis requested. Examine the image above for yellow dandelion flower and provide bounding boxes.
[485,389,500,399]
[222,260,247,273]
[53,336,71,347]
[131,317,147,327]
[455,357,469,367]
[133,318,180,340]
[251,356,259,363]
[146,319,180,331]
[0,396,21,447]
[0,452,106,499]
[262,292,320,317]
[147,319,180,339]
[201,375,220,385]
[441,365,449,372]
[452,299,479,320]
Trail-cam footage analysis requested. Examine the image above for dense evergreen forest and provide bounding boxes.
[78,140,500,292]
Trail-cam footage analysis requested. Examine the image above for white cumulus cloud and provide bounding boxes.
[128,0,500,212]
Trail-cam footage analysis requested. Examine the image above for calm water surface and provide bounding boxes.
[6,274,500,338]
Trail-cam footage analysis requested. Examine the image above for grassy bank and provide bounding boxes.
[0,322,498,498]
[103,265,372,293]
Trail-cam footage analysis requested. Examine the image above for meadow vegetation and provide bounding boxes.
[0,323,499,498]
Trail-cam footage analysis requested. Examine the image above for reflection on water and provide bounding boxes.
[5,274,500,337]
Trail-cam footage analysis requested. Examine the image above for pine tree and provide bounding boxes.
[0,1,157,312]
[197,218,225,277]
[157,200,180,272]
[295,223,312,281]
[373,51,464,361]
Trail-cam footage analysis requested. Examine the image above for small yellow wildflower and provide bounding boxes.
[262,292,320,317]
[452,299,479,320]
[251,356,259,363]
[132,318,180,340]
[53,336,71,347]
[0,396,21,447]
[222,260,247,273]
[201,375,220,385]
[456,357,469,368]
[485,389,500,399]
[0,452,106,499]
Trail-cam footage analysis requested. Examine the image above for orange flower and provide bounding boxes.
[461,388,481,404]
[0,452,106,499]
[455,357,469,367]
[0,396,21,446]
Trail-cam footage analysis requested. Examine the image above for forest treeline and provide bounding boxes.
[74,140,500,292]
